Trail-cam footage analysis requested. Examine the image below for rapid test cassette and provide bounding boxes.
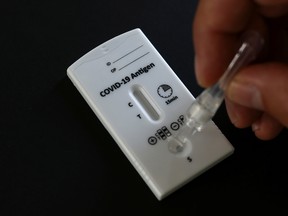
[67,28,234,200]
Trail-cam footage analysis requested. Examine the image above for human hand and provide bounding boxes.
[193,0,288,140]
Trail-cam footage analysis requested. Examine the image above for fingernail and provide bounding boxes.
[194,55,205,87]
[227,80,264,110]
[225,99,239,126]
[252,122,260,132]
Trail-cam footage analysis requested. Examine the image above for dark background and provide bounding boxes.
[1,0,288,215]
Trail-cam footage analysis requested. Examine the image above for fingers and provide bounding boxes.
[226,62,288,127]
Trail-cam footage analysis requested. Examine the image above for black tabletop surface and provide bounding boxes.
[1,0,288,215]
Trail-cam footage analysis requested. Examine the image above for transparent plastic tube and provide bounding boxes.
[168,31,265,153]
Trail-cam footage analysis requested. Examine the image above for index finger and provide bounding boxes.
[193,0,259,87]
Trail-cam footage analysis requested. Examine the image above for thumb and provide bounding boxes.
[226,62,288,127]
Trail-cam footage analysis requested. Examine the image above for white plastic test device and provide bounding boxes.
[67,29,234,200]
